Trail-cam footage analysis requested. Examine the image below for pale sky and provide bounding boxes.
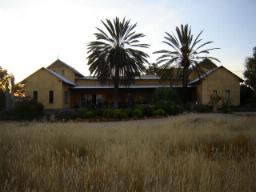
[0,0,255,82]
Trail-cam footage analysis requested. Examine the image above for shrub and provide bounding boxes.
[131,107,144,118]
[167,103,184,115]
[103,109,114,118]
[94,108,104,117]
[143,105,154,116]
[112,109,128,119]
[222,103,233,114]
[154,102,184,116]
[194,104,212,113]
[153,108,166,116]
[84,111,95,119]
[153,88,182,105]
[153,88,183,116]
[0,110,11,120]
[11,97,44,120]
[55,109,79,120]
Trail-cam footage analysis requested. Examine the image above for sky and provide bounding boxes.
[0,0,255,82]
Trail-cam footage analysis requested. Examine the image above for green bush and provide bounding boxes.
[55,109,80,120]
[11,97,44,120]
[153,108,166,116]
[131,107,144,118]
[154,102,184,115]
[153,88,182,105]
[168,103,184,115]
[0,110,11,120]
[194,104,212,113]
[103,109,114,118]
[112,109,128,119]
[222,103,233,114]
[84,111,95,119]
[143,105,153,116]
[153,88,183,116]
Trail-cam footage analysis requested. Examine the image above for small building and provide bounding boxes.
[21,59,243,109]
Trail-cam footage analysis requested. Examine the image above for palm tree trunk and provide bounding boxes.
[113,66,119,108]
[113,83,119,108]
[182,67,189,103]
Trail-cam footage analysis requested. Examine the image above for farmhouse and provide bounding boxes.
[21,59,243,109]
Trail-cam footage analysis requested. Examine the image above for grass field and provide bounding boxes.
[0,113,256,191]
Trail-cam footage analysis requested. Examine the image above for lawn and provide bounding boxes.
[0,113,256,191]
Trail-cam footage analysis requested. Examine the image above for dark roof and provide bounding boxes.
[47,59,84,77]
[72,85,194,89]
[189,66,243,85]
[76,75,161,80]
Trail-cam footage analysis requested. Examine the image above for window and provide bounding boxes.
[64,91,69,104]
[92,94,96,105]
[33,91,38,101]
[224,90,230,102]
[49,90,54,104]
[213,90,218,96]
[61,69,65,75]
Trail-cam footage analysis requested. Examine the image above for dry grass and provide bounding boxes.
[0,113,256,191]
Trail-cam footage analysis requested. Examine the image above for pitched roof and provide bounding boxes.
[189,66,243,85]
[47,59,84,77]
[44,68,76,86]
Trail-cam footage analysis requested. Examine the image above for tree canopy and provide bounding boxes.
[154,24,219,89]
[244,47,256,93]
[87,17,149,107]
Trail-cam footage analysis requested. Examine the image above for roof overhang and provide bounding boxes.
[71,85,195,89]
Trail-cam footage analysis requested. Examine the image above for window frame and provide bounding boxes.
[224,90,231,102]
[49,90,54,104]
[33,91,38,101]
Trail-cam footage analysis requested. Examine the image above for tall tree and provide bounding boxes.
[244,47,256,94]
[0,67,25,110]
[87,17,149,108]
[154,24,219,102]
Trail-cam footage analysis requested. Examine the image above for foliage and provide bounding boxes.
[131,107,144,118]
[87,17,149,107]
[102,108,129,119]
[55,109,80,120]
[11,97,44,120]
[112,109,128,119]
[103,108,114,118]
[0,66,13,92]
[194,104,212,113]
[0,90,5,111]
[84,111,95,119]
[244,47,256,93]
[153,87,181,104]
[154,24,219,102]
[146,63,159,75]
[152,108,166,116]
[0,66,25,97]
[240,85,255,106]
[142,105,154,116]
[209,93,221,105]
[222,103,233,114]
[153,88,184,115]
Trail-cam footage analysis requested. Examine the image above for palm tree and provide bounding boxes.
[87,17,149,108]
[154,24,219,102]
